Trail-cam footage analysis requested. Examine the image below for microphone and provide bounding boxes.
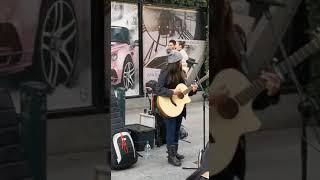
[250,0,286,7]
[186,59,198,68]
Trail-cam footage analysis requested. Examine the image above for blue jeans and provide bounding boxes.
[163,115,183,145]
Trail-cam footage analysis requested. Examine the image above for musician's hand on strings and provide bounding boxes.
[208,85,238,119]
[208,85,230,107]
[173,89,184,99]
[260,70,281,96]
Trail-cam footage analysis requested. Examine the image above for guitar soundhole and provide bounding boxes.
[216,97,239,119]
[170,97,177,106]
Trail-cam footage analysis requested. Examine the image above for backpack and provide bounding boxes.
[111,131,138,170]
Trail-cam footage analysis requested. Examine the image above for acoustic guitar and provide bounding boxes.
[157,71,209,118]
[208,32,320,176]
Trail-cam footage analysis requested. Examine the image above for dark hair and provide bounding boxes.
[166,61,184,88]
[213,0,241,75]
[177,41,185,48]
[169,39,176,45]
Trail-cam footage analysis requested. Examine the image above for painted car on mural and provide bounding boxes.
[0,0,80,90]
[111,26,137,90]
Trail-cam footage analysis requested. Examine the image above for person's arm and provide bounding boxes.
[233,24,281,109]
[154,70,174,97]
[188,82,198,96]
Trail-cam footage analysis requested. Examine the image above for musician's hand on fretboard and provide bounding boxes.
[260,70,281,96]
[191,83,198,92]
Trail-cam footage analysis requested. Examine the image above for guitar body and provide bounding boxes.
[209,69,261,176]
[157,83,191,118]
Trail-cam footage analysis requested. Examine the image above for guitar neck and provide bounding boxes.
[183,72,209,95]
[234,33,320,105]
[234,78,266,106]
[234,34,320,105]
[276,36,320,75]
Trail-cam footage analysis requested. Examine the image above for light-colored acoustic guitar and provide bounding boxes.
[208,33,320,176]
[157,71,209,118]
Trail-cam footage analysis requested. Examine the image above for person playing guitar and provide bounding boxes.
[208,0,281,179]
[155,49,198,167]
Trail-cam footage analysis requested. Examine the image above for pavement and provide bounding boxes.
[47,150,106,180]
[111,93,210,180]
[46,92,320,180]
[246,127,320,180]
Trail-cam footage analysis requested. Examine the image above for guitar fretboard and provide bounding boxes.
[183,72,209,95]
[234,78,265,106]
[234,34,320,106]
[277,36,320,75]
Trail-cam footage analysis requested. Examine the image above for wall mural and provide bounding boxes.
[110,1,140,97]
[142,5,207,87]
[0,0,92,112]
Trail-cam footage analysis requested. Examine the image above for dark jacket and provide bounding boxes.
[213,24,280,110]
[155,69,197,118]
[233,24,280,110]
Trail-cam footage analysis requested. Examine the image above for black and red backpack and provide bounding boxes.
[111,130,138,170]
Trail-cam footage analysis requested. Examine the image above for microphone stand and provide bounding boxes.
[261,5,320,180]
[182,61,208,170]
[187,61,207,151]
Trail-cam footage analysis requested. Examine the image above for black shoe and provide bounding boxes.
[167,145,181,166]
[175,144,185,160]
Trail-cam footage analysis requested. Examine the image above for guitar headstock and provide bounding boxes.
[272,27,320,80]
[196,70,210,85]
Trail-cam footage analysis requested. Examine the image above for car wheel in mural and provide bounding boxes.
[110,2,140,97]
[35,0,78,91]
[111,25,137,91]
[122,56,135,89]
